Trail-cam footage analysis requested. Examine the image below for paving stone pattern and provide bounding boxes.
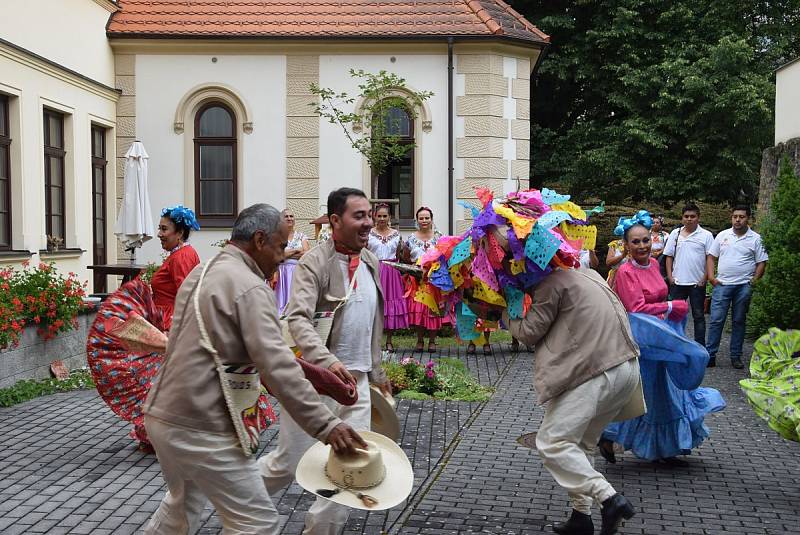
[1,339,798,534]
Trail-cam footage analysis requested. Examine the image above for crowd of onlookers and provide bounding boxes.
[277,201,767,369]
[603,202,767,369]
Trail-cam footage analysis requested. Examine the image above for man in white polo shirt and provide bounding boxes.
[705,205,768,369]
[664,202,715,345]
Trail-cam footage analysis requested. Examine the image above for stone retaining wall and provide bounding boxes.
[0,311,96,388]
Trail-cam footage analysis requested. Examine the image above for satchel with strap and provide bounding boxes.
[193,258,272,457]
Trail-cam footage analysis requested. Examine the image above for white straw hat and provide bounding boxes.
[295,430,413,511]
[370,385,400,441]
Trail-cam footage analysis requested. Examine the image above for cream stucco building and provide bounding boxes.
[0,0,119,292]
[2,0,549,291]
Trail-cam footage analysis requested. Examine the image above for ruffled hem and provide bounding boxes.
[603,387,726,460]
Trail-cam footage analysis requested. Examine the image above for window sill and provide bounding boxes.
[0,250,35,262]
[197,219,234,229]
[39,248,85,259]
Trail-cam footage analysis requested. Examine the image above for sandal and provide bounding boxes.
[414,342,424,353]
[467,342,477,355]
[385,342,395,353]
[597,438,616,464]
[483,344,492,355]
[428,342,437,353]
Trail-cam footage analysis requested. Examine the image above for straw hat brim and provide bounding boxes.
[295,430,414,510]
[370,385,400,441]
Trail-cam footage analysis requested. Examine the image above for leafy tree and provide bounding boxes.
[747,158,800,337]
[510,0,800,205]
[310,70,432,197]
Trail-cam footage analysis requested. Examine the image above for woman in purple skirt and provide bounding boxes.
[274,209,309,313]
[368,203,408,352]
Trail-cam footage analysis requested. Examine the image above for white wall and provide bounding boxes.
[319,54,451,232]
[0,56,117,288]
[134,54,287,264]
[0,0,115,87]
[776,59,800,144]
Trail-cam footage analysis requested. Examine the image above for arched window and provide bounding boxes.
[194,102,237,224]
[375,106,414,226]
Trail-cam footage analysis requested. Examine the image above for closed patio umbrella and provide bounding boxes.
[114,141,154,260]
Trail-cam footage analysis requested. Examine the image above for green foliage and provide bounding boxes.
[512,0,800,205]
[747,159,800,337]
[381,357,493,402]
[138,261,162,285]
[0,369,95,408]
[310,69,433,195]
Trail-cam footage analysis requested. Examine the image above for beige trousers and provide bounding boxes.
[536,358,640,514]
[259,371,372,535]
[143,415,281,535]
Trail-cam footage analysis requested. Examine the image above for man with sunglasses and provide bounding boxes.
[663,203,715,346]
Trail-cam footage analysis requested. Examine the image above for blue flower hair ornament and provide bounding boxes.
[161,204,200,231]
[614,209,652,237]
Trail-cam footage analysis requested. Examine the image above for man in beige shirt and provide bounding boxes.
[260,188,391,535]
[143,204,365,535]
[507,268,643,535]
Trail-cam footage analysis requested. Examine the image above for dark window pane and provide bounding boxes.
[49,157,63,186]
[0,178,7,212]
[50,187,63,216]
[200,181,234,215]
[0,214,7,247]
[383,107,412,137]
[0,146,7,179]
[199,106,233,137]
[200,145,233,179]
[94,167,104,192]
[92,128,105,158]
[0,97,7,136]
[50,215,63,239]
[46,113,63,148]
[95,220,105,244]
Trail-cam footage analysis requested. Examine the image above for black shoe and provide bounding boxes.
[600,494,635,535]
[597,438,616,464]
[553,509,593,535]
[706,357,716,368]
[731,359,744,369]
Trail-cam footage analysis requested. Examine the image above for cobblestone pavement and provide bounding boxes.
[1,336,799,535]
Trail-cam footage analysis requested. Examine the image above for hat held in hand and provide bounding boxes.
[296,431,413,510]
[370,385,400,441]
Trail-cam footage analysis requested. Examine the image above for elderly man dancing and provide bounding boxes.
[507,268,643,535]
[143,204,365,534]
[260,187,392,535]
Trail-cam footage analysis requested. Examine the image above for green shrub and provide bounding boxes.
[748,158,800,337]
[381,357,493,402]
[0,369,95,407]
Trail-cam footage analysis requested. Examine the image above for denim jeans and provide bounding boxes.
[669,284,707,345]
[706,283,753,360]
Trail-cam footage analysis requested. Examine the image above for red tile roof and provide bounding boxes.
[107,0,549,44]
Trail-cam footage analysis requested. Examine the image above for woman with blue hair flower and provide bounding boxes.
[597,210,725,467]
[151,205,201,329]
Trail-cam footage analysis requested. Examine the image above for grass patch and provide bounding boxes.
[0,368,95,408]
[388,329,513,350]
[382,356,494,402]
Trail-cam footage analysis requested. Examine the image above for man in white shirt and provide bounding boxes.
[663,203,715,345]
[259,188,391,535]
[705,205,768,369]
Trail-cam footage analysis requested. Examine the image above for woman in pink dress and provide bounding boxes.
[367,203,408,352]
[404,207,444,353]
[599,212,725,465]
